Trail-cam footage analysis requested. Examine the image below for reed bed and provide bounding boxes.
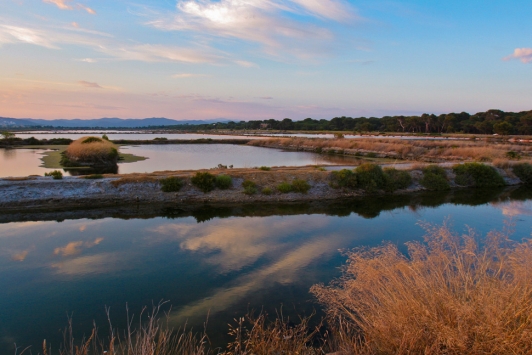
[64,137,119,165]
[250,138,532,162]
[312,222,532,355]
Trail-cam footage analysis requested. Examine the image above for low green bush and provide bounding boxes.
[160,176,184,192]
[191,172,216,192]
[383,168,412,192]
[453,162,505,187]
[512,163,532,184]
[330,169,357,189]
[259,166,271,171]
[44,170,63,179]
[82,137,103,144]
[261,187,272,195]
[420,165,449,190]
[242,180,257,195]
[277,182,293,193]
[215,174,232,190]
[291,179,311,193]
[356,163,386,192]
[242,180,256,189]
[83,174,104,179]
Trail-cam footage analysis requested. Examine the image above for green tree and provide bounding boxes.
[493,121,513,135]
[1,131,15,142]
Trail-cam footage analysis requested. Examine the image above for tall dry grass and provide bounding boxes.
[250,138,532,162]
[65,136,119,164]
[312,222,532,355]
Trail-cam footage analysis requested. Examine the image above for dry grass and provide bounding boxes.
[312,222,532,355]
[65,137,119,164]
[250,138,532,162]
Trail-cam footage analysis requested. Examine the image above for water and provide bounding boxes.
[0,145,360,178]
[1,187,531,352]
[14,132,262,140]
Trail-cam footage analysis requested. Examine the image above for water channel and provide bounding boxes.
[1,187,531,352]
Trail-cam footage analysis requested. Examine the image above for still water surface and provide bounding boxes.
[0,145,360,177]
[1,188,531,352]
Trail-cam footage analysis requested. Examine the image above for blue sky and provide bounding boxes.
[0,0,531,120]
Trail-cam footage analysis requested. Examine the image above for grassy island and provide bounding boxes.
[60,136,119,168]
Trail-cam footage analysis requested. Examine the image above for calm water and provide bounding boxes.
[0,145,360,178]
[14,133,262,140]
[1,187,531,352]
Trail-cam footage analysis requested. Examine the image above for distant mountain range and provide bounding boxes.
[0,117,229,128]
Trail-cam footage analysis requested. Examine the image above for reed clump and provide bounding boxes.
[312,222,532,355]
[62,136,119,167]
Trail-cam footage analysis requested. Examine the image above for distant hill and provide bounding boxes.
[0,117,229,128]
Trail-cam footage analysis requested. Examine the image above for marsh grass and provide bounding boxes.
[277,182,293,193]
[63,137,119,166]
[312,222,532,355]
[291,179,311,193]
[215,175,233,190]
[242,180,257,195]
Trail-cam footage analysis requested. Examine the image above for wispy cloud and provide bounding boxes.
[43,0,96,14]
[147,0,361,59]
[171,73,207,78]
[235,60,259,68]
[0,24,57,48]
[78,80,102,88]
[504,48,532,64]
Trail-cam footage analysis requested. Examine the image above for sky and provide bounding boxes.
[0,0,531,121]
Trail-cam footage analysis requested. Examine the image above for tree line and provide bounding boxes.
[163,109,532,135]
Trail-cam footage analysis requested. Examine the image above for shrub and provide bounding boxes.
[383,168,412,192]
[291,179,311,193]
[453,162,505,187]
[82,137,103,144]
[420,165,450,191]
[312,223,532,354]
[102,134,109,141]
[242,180,257,195]
[261,187,272,195]
[512,163,532,184]
[355,163,385,192]
[259,166,271,171]
[63,136,119,166]
[160,176,184,192]
[506,151,521,160]
[83,174,104,179]
[277,182,293,193]
[44,170,63,179]
[330,169,357,189]
[215,174,232,190]
[191,172,216,192]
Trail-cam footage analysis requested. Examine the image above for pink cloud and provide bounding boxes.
[504,48,532,63]
[43,0,96,14]
[78,81,102,89]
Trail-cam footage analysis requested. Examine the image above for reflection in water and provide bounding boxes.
[2,148,16,160]
[0,148,58,177]
[0,188,531,351]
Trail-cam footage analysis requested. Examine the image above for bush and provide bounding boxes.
[83,174,104,179]
[261,187,272,195]
[242,180,257,195]
[330,169,357,189]
[453,162,505,187]
[277,182,293,193]
[355,163,385,192]
[259,166,271,171]
[63,136,119,166]
[191,172,216,192]
[160,176,184,192]
[506,151,521,160]
[44,170,63,179]
[512,163,532,184]
[291,179,311,193]
[82,137,103,144]
[215,175,232,190]
[383,168,412,192]
[102,134,109,141]
[420,165,450,191]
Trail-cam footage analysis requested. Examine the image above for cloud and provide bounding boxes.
[0,24,57,48]
[11,250,29,262]
[54,237,104,256]
[504,48,532,63]
[172,73,207,78]
[258,96,273,100]
[235,60,259,68]
[78,80,102,88]
[148,0,361,59]
[43,0,96,14]
[43,0,72,10]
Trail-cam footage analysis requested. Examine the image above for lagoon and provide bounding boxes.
[1,187,531,352]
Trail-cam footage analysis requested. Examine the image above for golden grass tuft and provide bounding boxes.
[65,136,119,165]
[311,222,532,355]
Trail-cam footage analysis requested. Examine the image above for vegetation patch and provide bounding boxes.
[355,163,386,192]
[261,187,272,195]
[242,180,257,195]
[453,162,505,187]
[420,165,450,190]
[383,168,412,192]
[512,162,532,184]
[83,174,104,179]
[329,169,357,189]
[277,182,293,193]
[44,170,63,179]
[215,175,233,190]
[160,176,184,192]
[62,136,119,167]
[191,172,217,193]
[259,166,271,171]
[291,179,311,193]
